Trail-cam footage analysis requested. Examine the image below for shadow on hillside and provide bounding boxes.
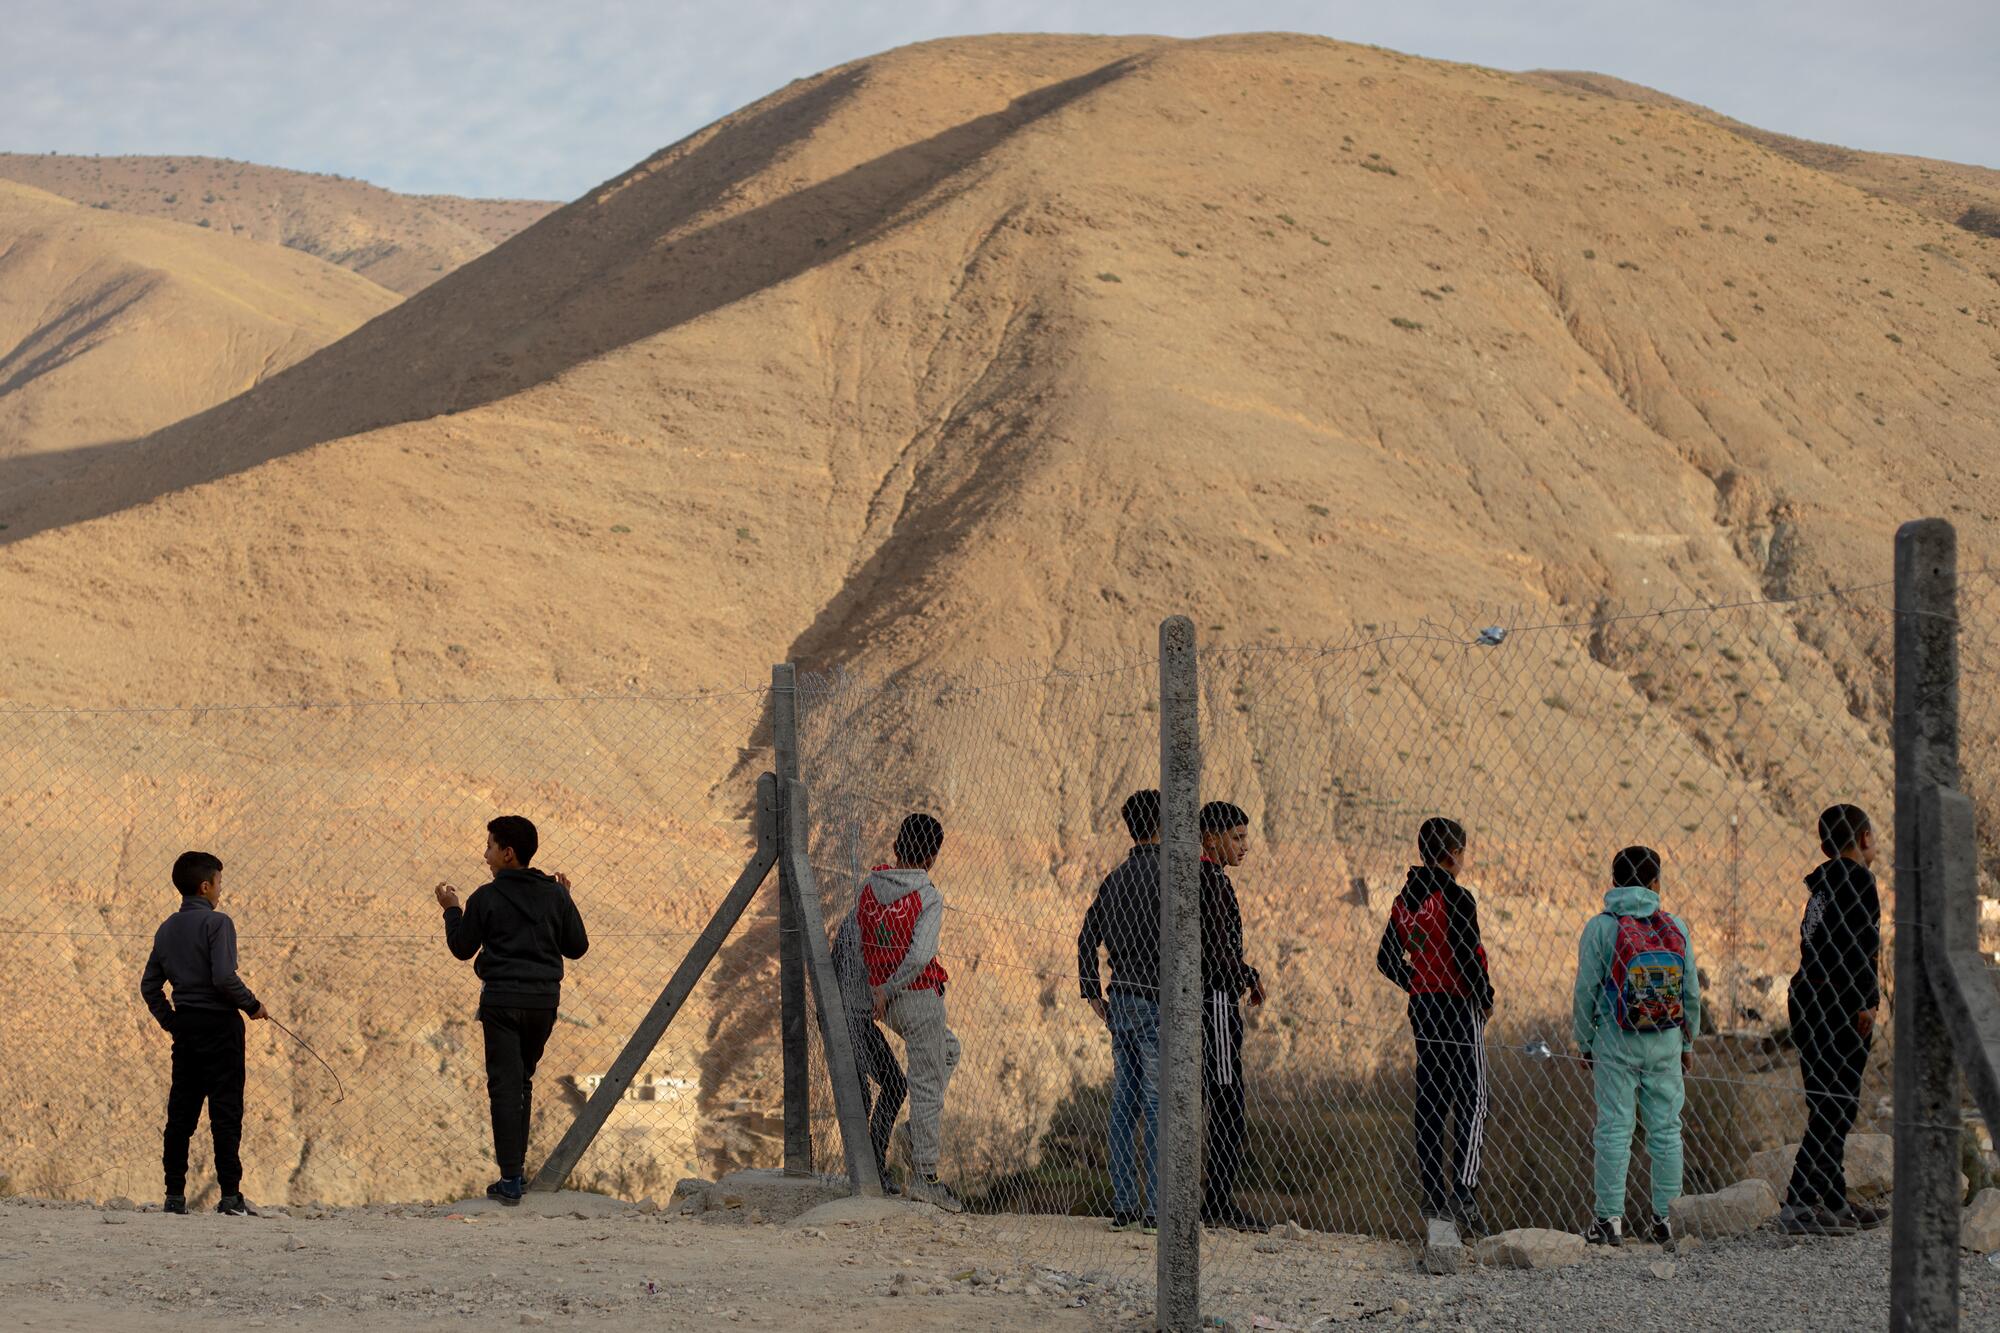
[0,55,1143,548]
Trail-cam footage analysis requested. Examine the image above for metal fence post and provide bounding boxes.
[1891,518,1962,1332]
[1157,616,1202,1332]
[772,663,812,1177]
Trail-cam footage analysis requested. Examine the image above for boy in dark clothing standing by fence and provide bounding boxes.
[1078,789,1164,1232]
[1779,803,1885,1237]
[1198,801,1266,1231]
[1375,817,1494,1239]
[141,851,269,1216]
[436,815,588,1205]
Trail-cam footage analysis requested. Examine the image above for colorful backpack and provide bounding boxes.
[1602,912,1688,1033]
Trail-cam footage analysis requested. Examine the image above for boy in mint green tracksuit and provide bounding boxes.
[1573,845,1701,1247]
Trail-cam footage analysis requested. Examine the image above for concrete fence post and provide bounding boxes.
[1157,616,1202,1332]
[1890,518,1962,1331]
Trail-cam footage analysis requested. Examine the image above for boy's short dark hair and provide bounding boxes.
[1418,817,1467,867]
[894,813,944,865]
[1819,804,1872,858]
[171,851,223,896]
[488,815,539,866]
[1121,789,1162,842]
[1200,801,1250,834]
[1612,845,1662,888]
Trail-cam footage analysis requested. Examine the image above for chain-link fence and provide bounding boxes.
[0,688,777,1208]
[2,562,1993,1311]
[788,571,1998,1289]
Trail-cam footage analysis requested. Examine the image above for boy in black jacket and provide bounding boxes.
[1375,817,1494,1238]
[1779,804,1884,1236]
[1078,789,1165,1232]
[140,851,270,1216]
[436,815,589,1204]
[1198,801,1267,1231]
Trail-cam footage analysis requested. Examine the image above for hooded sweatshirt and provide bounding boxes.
[443,867,590,1008]
[1375,865,1494,1011]
[858,865,947,994]
[1572,885,1701,1055]
[1793,856,1881,1019]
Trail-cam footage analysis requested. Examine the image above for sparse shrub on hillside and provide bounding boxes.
[1096,271,1122,283]
[1616,259,1641,271]
[1359,159,1398,176]
[1765,233,1779,243]
[1886,332,1903,344]
[1582,248,1596,260]
[1389,316,1422,330]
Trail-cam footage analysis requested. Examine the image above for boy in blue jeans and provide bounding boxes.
[1573,845,1701,1246]
[1078,790,1164,1232]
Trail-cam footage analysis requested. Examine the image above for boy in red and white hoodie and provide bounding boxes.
[859,813,961,1211]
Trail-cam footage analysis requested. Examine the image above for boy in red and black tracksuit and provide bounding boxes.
[1779,804,1885,1236]
[1199,801,1266,1231]
[1375,817,1494,1237]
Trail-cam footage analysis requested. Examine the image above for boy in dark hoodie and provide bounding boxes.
[860,813,961,1212]
[1779,804,1885,1236]
[1198,801,1267,1231]
[1375,817,1494,1238]
[140,851,270,1216]
[436,815,588,1205]
[1078,789,1164,1232]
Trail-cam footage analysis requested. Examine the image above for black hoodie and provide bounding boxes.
[1200,859,1261,999]
[1793,857,1881,1018]
[443,867,590,1008]
[1375,865,1494,1012]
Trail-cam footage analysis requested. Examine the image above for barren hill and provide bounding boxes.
[0,178,397,464]
[1524,69,2000,238]
[0,153,558,294]
[1,34,1996,1208]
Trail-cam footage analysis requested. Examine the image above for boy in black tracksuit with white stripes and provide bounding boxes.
[1779,804,1885,1236]
[1199,801,1266,1231]
[1375,817,1494,1238]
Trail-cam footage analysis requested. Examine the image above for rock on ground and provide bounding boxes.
[1475,1228,1587,1270]
[1420,1217,1464,1274]
[1670,1179,1781,1239]
[1965,1188,2000,1253]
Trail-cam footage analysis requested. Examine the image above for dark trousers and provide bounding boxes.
[854,1019,907,1177]
[1786,995,1872,1209]
[163,1007,247,1197]
[1410,993,1488,1217]
[479,1004,557,1179]
[1203,991,1248,1216]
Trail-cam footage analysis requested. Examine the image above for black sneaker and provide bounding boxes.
[1778,1202,1856,1237]
[1203,1205,1268,1233]
[1583,1217,1623,1247]
[1836,1200,1889,1231]
[1647,1215,1673,1246]
[215,1194,257,1216]
[486,1176,526,1207]
[1449,1192,1490,1240]
[162,1195,188,1215]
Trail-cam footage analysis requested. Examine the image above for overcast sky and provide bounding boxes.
[4,0,1993,201]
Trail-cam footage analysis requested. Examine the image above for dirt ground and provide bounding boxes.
[6,1190,1999,1331]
